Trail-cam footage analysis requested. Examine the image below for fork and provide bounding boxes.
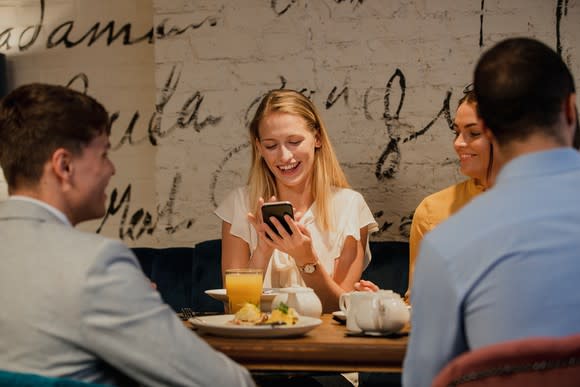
[180,307,195,320]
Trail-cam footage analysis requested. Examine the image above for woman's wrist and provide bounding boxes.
[250,245,272,264]
[294,248,318,267]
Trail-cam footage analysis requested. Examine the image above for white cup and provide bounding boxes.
[339,291,357,332]
[340,290,409,334]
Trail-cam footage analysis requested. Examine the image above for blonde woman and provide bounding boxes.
[216,89,378,312]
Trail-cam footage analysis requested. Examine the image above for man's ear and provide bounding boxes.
[565,93,577,126]
[51,148,74,183]
[563,93,577,147]
[481,120,506,169]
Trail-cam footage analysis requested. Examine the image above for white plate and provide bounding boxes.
[204,288,279,303]
[190,314,322,338]
[332,310,346,322]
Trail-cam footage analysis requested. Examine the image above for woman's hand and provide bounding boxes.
[354,279,379,292]
[262,215,317,266]
[247,196,276,259]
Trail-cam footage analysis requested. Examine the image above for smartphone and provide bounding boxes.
[261,201,294,237]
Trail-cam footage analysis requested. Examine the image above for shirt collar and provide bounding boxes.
[467,178,487,194]
[8,196,72,226]
[495,148,580,186]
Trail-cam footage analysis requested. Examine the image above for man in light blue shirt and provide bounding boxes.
[403,38,580,386]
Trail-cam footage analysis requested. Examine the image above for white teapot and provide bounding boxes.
[271,287,322,318]
[339,290,409,334]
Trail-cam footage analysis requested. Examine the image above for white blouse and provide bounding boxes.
[215,187,379,288]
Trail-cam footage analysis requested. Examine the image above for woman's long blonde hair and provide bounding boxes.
[248,89,349,231]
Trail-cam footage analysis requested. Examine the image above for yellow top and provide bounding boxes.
[406,178,485,300]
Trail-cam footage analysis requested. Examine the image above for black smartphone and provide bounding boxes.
[261,201,294,237]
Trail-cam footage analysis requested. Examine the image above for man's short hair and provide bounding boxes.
[0,83,109,189]
[474,37,576,145]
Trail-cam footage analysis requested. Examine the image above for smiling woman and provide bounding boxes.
[453,90,494,185]
[215,89,378,313]
[406,89,497,302]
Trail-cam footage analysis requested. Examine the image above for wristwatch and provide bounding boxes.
[299,261,318,274]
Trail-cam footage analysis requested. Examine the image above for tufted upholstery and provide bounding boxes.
[133,239,409,312]
[432,334,580,387]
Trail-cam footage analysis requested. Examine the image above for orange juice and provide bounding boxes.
[225,269,263,313]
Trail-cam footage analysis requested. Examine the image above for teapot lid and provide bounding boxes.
[378,289,402,298]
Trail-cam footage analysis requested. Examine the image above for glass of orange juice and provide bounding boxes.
[225,269,263,313]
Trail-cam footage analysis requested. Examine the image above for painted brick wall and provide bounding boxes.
[1,0,579,246]
[0,0,157,244]
[151,0,580,245]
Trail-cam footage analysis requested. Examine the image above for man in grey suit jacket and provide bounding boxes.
[0,83,255,387]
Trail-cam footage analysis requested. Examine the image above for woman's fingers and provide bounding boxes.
[257,197,265,222]
[296,222,310,237]
[268,216,291,239]
[247,212,258,227]
[284,215,301,237]
[354,279,379,292]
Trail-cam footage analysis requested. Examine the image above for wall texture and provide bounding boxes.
[0,0,579,246]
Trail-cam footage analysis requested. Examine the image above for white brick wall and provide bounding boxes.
[0,0,157,246]
[1,0,579,246]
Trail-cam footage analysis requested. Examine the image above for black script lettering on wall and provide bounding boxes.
[0,0,218,53]
[479,0,485,47]
[147,64,222,146]
[97,173,194,241]
[364,69,453,237]
[556,0,570,58]
[56,66,224,150]
[371,69,452,181]
[271,0,364,16]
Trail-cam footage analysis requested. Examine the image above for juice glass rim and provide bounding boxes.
[225,268,263,274]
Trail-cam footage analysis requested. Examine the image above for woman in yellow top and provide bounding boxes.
[405,88,497,301]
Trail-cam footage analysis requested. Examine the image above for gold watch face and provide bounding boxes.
[303,263,316,274]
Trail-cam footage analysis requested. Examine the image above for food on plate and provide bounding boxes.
[231,302,299,326]
[232,303,266,324]
[267,303,299,325]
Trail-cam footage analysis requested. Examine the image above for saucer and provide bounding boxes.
[346,329,408,338]
[331,310,346,322]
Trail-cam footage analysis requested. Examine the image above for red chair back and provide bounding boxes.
[432,334,580,387]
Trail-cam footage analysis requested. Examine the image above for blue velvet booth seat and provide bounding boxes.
[132,239,409,313]
[362,240,409,297]
[132,240,223,312]
[0,369,111,387]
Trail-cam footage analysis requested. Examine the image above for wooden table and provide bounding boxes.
[193,314,408,373]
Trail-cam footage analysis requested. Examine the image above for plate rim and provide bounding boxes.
[189,314,322,338]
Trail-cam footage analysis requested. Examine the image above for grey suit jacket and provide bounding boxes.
[0,199,254,387]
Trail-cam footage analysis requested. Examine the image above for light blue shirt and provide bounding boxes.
[403,148,580,387]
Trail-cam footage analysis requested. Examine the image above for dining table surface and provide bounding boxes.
[188,314,409,373]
